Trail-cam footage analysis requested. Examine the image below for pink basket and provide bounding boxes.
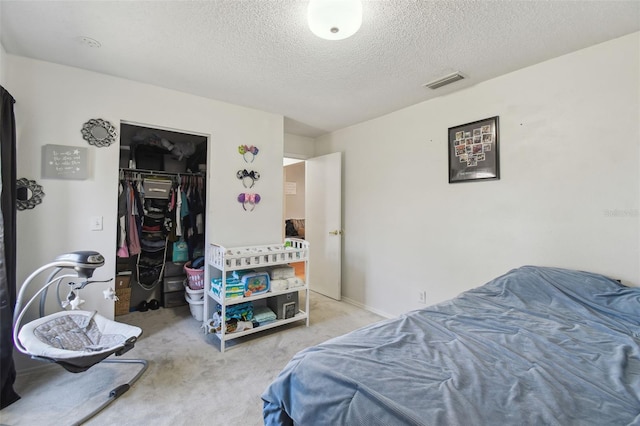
[184,262,205,290]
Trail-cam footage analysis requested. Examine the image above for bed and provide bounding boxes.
[262,266,640,425]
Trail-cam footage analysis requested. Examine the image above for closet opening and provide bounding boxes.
[117,121,209,314]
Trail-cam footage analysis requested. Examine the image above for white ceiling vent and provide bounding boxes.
[423,72,465,90]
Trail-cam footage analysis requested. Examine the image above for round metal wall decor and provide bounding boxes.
[81,118,117,147]
[16,178,45,210]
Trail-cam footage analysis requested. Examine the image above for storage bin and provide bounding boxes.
[143,178,172,199]
[185,279,205,301]
[267,292,299,319]
[164,155,187,173]
[184,261,205,289]
[115,287,131,316]
[115,274,131,290]
[135,145,165,171]
[164,276,185,293]
[164,262,185,277]
[241,272,270,296]
[119,147,131,169]
[185,294,204,321]
[163,290,187,308]
[114,274,131,316]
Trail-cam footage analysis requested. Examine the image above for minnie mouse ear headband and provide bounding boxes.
[236,169,260,188]
[238,145,259,163]
[238,193,261,211]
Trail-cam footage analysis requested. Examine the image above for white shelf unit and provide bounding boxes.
[205,238,309,352]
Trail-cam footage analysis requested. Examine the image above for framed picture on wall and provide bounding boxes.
[448,116,500,183]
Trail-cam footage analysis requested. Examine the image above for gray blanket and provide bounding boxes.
[262,266,640,425]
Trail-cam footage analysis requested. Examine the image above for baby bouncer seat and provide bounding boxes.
[12,251,148,424]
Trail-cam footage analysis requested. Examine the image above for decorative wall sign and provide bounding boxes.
[285,182,297,195]
[16,178,45,210]
[42,144,88,180]
[448,116,500,183]
[81,118,117,147]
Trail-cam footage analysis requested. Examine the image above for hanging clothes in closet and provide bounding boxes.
[117,175,144,258]
[117,171,206,265]
[172,175,206,260]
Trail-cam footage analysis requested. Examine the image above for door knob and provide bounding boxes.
[328,230,343,235]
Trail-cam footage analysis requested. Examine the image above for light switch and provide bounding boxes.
[90,216,103,231]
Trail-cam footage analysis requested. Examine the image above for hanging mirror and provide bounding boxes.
[81,118,117,147]
[16,178,45,210]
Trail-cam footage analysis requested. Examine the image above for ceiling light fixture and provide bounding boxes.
[308,0,362,41]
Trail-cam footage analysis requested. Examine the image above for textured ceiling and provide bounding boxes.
[1,1,639,138]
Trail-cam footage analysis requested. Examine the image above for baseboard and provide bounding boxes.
[341,296,394,319]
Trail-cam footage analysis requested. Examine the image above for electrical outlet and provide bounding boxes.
[418,290,427,304]
[90,216,103,231]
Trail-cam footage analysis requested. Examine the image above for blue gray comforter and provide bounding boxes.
[262,266,640,425]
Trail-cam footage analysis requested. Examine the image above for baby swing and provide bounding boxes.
[13,251,148,424]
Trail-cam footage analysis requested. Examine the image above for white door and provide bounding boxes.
[306,152,342,300]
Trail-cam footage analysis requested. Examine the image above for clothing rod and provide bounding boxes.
[119,168,204,178]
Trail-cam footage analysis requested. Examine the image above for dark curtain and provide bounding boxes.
[0,85,20,409]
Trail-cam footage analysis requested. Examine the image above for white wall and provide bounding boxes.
[284,133,315,159]
[0,41,6,86]
[316,33,640,317]
[6,55,284,342]
[0,1,4,86]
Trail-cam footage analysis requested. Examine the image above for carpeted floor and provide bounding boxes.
[1,291,384,426]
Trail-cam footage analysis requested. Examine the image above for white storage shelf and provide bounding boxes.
[205,238,309,352]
